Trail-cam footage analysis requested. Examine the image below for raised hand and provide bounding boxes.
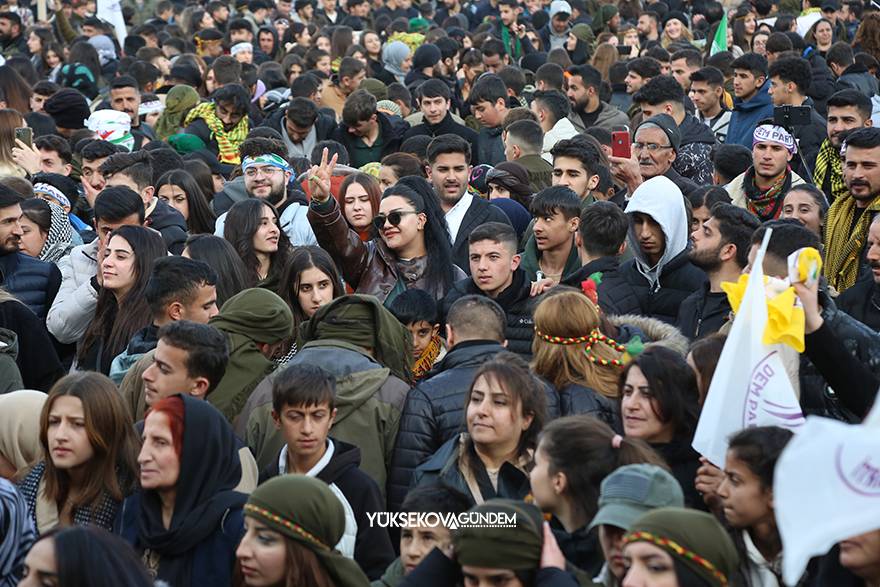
[12,138,41,176]
[307,147,338,203]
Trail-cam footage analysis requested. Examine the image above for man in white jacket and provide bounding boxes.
[531,89,579,162]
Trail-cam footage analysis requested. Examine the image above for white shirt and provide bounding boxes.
[445,190,473,244]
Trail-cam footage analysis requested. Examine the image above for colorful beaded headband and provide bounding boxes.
[534,329,591,345]
[244,504,330,551]
[622,531,728,587]
[584,329,627,368]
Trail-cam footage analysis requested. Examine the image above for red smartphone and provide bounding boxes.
[611,128,631,159]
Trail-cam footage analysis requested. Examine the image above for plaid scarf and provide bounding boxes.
[824,193,880,291]
[183,101,248,165]
[743,165,792,221]
[813,139,847,203]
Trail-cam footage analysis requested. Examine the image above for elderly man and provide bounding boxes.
[725,123,806,221]
[610,113,698,205]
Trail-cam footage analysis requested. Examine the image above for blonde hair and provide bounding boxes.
[531,290,623,397]
[591,43,619,82]
[0,109,24,168]
[661,26,693,48]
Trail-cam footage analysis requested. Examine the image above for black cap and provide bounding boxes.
[637,113,682,153]
[821,0,839,11]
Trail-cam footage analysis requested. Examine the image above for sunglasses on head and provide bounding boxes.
[372,210,418,231]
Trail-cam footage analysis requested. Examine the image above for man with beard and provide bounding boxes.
[838,214,880,331]
[109,76,154,150]
[0,186,61,320]
[824,127,880,292]
[726,123,806,220]
[425,134,511,272]
[677,204,759,339]
[813,89,873,204]
[0,12,27,58]
[565,64,629,134]
[637,11,659,44]
[610,114,699,203]
[183,83,251,165]
[214,137,317,246]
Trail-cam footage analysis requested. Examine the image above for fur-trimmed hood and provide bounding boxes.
[608,313,689,357]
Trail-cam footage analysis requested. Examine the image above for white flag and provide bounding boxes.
[97,0,127,51]
[692,228,805,467]
[775,401,880,584]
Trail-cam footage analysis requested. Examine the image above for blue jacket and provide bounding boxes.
[0,252,62,320]
[726,81,774,149]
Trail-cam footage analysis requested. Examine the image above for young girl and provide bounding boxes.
[337,172,381,241]
[183,234,249,308]
[76,225,167,374]
[309,150,462,305]
[224,199,293,292]
[17,372,139,534]
[276,246,344,361]
[412,354,546,505]
[717,426,793,586]
[619,346,703,509]
[378,152,423,192]
[531,290,622,425]
[155,170,217,236]
[529,415,667,575]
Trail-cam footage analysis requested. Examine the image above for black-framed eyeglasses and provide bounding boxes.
[632,142,673,152]
[373,210,418,231]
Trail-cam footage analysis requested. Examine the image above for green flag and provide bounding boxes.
[711,12,728,55]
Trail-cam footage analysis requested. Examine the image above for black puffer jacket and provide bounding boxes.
[556,382,620,429]
[387,342,559,510]
[804,47,836,117]
[836,277,880,332]
[441,269,535,357]
[562,256,641,317]
[145,199,189,255]
[620,249,708,324]
[799,290,880,422]
[0,252,61,320]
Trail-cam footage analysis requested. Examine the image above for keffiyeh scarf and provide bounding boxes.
[183,101,248,165]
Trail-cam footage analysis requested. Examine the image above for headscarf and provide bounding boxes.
[467,164,493,199]
[0,390,46,473]
[208,288,293,421]
[86,109,134,152]
[486,161,533,205]
[245,475,370,587]
[38,201,74,263]
[454,499,544,571]
[87,34,117,66]
[382,41,411,84]
[0,478,35,587]
[623,507,739,587]
[183,101,250,165]
[299,294,412,384]
[154,85,201,142]
[137,395,246,586]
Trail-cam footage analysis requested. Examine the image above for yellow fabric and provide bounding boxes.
[722,274,807,352]
[824,193,880,292]
[183,101,248,165]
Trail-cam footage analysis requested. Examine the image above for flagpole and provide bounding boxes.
[750,227,773,282]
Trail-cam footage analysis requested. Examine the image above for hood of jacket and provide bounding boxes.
[624,176,690,290]
[607,313,689,356]
[734,81,772,112]
[124,323,159,355]
[679,114,717,146]
[315,438,361,485]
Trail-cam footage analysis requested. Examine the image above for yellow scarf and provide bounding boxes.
[412,335,442,380]
[824,193,880,292]
[183,101,248,165]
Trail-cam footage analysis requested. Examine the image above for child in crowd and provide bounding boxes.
[268,362,395,580]
[389,288,446,380]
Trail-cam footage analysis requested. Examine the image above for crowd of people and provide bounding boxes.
[0,0,879,584]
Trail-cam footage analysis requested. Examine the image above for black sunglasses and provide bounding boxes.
[373,210,418,231]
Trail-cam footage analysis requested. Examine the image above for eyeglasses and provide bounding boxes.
[244,166,283,179]
[372,210,418,231]
[633,142,673,152]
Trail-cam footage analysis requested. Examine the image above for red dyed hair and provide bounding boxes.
[146,396,185,458]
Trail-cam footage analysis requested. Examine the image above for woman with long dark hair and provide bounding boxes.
[155,170,217,235]
[17,372,140,534]
[76,225,167,374]
[223,199,293,292]
[307,148,463,305]
[0,65,32,113]
[619,346,703,509]
[183,234,248,308]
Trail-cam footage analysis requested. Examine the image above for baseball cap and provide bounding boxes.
[637,113,682,153]
[549,0,572,18]
[588,464,685,531]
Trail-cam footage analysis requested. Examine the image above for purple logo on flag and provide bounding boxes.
[835,444,880,497]
[742,351,805,428]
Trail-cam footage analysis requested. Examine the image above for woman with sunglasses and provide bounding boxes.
[307,148,464,305]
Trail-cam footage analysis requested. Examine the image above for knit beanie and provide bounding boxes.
[412,43,442,70]
[43,89,90,131]
[454,500,544,571]
[520,51,548,72]
[360,77,388,101]
[623,508,739,587]
[571,23,594,44]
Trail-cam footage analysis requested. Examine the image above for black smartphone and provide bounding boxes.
[773,105,812,128]
[617,45,632,55]
[14,127,32,149]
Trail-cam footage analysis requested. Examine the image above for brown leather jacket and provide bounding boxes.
[307,198,464,304]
